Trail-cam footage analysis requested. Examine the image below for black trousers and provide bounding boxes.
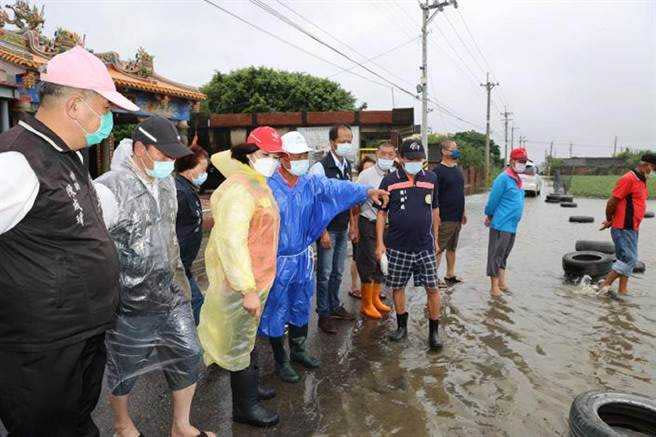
[0,333,107,437]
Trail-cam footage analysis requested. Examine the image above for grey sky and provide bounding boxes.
[41,0,655,162]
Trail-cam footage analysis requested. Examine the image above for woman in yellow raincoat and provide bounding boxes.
[198,126,283,428]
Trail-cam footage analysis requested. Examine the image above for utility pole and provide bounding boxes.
[550,141,554,157]
[613,136,617,157]
[569,142,573,158]
[481,72,499,183]
[420,0,457,157]
[391,87,395,108]
[501,106,512,164]
[511,125,517,151]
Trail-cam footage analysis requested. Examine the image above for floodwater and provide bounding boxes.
[4,189,654,437]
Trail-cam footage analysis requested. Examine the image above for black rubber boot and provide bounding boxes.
[289,325,320,369]
[269,336,300,383]
[230,368,280,427]
[251,349,276,400]
[388,312,408,342]
[428,318,444,350]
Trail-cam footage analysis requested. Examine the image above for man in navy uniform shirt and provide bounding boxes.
[375,139,444,351]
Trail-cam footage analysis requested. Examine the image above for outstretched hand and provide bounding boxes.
[599,220,612,231]
[368,189,389,208]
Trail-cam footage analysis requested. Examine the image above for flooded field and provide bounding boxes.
[6,192,651,436]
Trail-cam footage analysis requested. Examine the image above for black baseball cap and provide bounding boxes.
[400,138,426,159]
[132,115,191,159]
[641,152,656,166]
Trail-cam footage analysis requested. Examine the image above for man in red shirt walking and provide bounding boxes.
[598,153,656,296]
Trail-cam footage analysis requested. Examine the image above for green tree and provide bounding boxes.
[201,67,357,113]
[428,130,500,170]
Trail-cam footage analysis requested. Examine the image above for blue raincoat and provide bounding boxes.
[257,170,369,337]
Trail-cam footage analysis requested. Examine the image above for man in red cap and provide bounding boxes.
[0,47,138,435]
[484,148,528,296]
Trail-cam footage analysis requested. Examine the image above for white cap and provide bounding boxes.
[282,131,311,154]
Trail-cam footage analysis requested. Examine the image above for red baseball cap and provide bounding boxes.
[247,126,283,153]
[510,148,528,161]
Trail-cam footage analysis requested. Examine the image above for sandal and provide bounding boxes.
[444,276,463,285]
[437,279,448,289]
[349,289,361,299]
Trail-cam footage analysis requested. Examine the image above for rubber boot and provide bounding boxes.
[288,325,320,369]
[269,336,300,383]
[371,282,391,313]
[251,350,276,400]
[388,312,408,342]
[230,367,280,428]
[360,282,382,319]
[428,318,444,351]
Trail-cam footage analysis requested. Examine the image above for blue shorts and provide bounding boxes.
[610,228,638,277]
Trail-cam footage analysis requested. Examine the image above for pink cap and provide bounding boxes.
[40,46,139,112]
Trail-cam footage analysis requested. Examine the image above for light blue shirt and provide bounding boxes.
[484,171,525,234]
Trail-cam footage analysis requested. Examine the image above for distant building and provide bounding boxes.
[196,108,415,160]
[559,157,627,175]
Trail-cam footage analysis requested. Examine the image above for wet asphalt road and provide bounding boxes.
[3,186,656,436]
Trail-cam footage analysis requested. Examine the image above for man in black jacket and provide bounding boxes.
[0,47,138,436]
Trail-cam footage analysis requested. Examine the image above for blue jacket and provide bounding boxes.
[484,170,525,234]
[257,171,368,337]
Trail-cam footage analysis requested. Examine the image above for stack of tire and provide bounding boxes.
[545,193,573,204]
[562,240,646,279]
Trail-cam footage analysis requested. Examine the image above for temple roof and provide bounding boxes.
[0,2,205,101]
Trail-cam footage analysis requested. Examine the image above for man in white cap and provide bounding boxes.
[0,46,138,436]
[257,131,388,383]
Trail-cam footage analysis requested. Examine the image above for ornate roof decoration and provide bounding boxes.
[0,1,44,31]
[0,0,205,101]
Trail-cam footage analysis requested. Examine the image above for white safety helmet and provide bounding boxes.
[281,131,311,154]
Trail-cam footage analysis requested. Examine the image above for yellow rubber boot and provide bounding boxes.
[372,282,391,313]
[360,282,382,319]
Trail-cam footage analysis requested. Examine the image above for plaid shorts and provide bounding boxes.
[386,248,439,289]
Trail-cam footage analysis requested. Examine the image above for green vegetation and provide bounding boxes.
[428,130,502,170]
[201,66,356,113]
[569,175,656,199]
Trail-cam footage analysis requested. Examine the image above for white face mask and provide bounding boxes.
[335,142,352,157]
[289,159,310,176]
[251,156,279,178]
[513,162,527,174]
[377,158,394,171]
[404,161,423,175]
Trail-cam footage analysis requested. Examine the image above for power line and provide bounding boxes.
[327,35,420,79]
[246,0,420,99]
[272,0,417,88]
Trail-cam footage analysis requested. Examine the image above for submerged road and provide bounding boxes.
[3,191,655,436]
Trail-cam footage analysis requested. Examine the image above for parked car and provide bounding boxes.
[520,161,543,196]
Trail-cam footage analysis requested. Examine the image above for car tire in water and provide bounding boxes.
[570,216,594,223]
[569,390,656,437]
[546,194,563,203]
[645,211,655,218]
[634,260,646,274]
[559,195,574,202]
[575,240,615,255]
[561,202,578,208]
[562,251,613,278]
